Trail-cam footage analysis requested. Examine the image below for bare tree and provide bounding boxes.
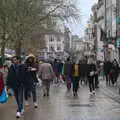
[0,0,80,58]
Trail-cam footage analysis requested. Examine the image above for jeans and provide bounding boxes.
[72,77,79,93]
[88,77,95,92]
[13,85,24,112]
[24,84,37,102]
[42,80,51,95]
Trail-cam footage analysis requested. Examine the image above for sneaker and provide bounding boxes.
[21,109,24,115]
[16,112,21,118]
[25,101,29,106]
[89,92,93,95]
[34,102,38,108]
[92,91,95,94]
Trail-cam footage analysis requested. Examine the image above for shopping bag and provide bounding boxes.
[0,88,8,104]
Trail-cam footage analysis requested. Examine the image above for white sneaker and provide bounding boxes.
[25,101,29,106]
[89,92,93,95]
[16,112,21,118]
[92,91,95,94]
[21,109,24,115]
[34,102,38,108]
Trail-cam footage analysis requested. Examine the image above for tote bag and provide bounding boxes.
[0,88,8,104]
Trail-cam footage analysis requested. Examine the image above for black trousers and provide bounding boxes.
[24,85,37,102]
[72,77,79,93]
[95,75,99,88]
[88,77,95,92]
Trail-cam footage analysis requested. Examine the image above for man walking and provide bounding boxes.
[7,56,25,118]
[38,60,55,96]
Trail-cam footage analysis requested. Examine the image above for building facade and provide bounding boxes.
[38,31,65,60]
[90,0,119,61]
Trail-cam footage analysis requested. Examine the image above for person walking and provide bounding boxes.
[38,59,55,96]
[104,60,112,85]
[87,60,96,95]
[72,61,80,96]
[64,58,72,91]
[109,59,119,85]
[7,56,25,118]
[24,54,39,108]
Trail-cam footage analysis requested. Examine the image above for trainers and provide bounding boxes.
[34,102,38,108]
[21,109,24,115]
[92,91,95,94]
[89,92,93,95]
[25,101,29,106]
[16,112,21,118]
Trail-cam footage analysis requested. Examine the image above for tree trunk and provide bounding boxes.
[1,35,6,61]
[15,38,21,57]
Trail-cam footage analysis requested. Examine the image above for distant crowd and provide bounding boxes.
[0,55,119,118]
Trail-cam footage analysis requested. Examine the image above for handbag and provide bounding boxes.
[90,71,95,77]
[0,88,8,104]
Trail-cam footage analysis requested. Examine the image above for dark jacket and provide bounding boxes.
[24,64,38,88]
[104,61,112,75]
[110,63,119,78]
[87,63,96,78]
[64,62,73,76]
[7,64,26,89]
[79,63,87,77]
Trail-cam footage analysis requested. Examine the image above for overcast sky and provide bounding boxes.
[69,0,97,37]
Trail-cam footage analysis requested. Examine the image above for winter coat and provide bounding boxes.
[7,64,26,90]
[72,64,80,77]
[64,62,73,76]
[24,64,38,89]
[79,63,87,77]
[110,63,119,78]
[104,61,112,75]
[38,63,55,80]
[87,63,96,78]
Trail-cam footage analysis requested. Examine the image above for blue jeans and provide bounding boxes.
[13,85,24,112]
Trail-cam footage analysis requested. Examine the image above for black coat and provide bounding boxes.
[87,63,96,78]
[104,61,112,75]
[24,64,38,89]
[79,63,88,77]
[7,64,26,89]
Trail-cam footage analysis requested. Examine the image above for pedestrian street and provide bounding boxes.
[1,82,120,120]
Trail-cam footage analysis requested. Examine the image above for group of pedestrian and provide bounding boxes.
[52,58,101,96]
[1,54,120,119]
[7,55,39,118]
[104,59,119,85]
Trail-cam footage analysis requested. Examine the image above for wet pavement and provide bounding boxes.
[1,82,120,120]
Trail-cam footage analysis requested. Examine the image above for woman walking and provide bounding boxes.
[72,61,80,96]
[24,54,39,108]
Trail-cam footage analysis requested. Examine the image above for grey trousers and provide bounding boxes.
[42,80,51,95]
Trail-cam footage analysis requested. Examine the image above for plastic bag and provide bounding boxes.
[0,88,8,104]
